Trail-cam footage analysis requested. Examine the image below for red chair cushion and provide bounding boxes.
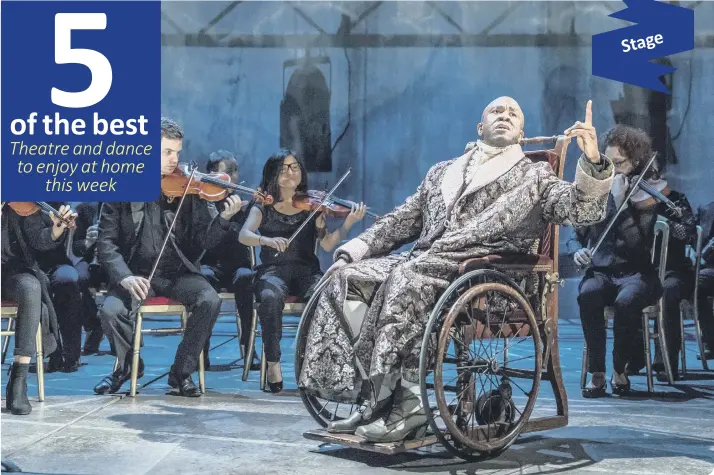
[284,296,300,304]
[141,296,182,306]
[1,300,18,307]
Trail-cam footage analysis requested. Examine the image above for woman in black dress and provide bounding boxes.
[239,150,366,393]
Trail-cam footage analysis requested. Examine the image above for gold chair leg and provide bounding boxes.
[259,347,267,392]
[658,305,675,385]
[35,322,44,402]
[2,318,15,364]
[198,348,206,394]
[680,311,687,375]
[242,309,258,382]
[236,309,244,360]
[580,343,588,389]
[693,298,710,371]
[643,312,654,393]
[129,311,143,397]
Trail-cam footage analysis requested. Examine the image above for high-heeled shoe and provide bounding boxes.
[265,364,283,394]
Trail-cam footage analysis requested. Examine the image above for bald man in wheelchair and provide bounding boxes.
[298,97,614,443]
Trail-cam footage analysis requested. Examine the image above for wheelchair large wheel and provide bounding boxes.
[419,269,543,460]
[295,277,361,427]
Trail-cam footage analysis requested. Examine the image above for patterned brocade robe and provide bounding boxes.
[299,142,614,403]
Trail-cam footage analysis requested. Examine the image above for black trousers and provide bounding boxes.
[255,263,322,362]
[698,266,714,349]
[49,264,84,363]
[2,272,42,358]
[75,260,104,335]
[654,270,695,372]
[200,264,255,348]
[98,270,221,379]
[578,269,662,374]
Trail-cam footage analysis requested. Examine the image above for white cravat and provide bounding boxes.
[464,140,513,184]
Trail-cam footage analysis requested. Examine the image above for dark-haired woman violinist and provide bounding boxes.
[239,149,366,393]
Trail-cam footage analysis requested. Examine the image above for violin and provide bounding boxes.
[3,201,77,259]
[629,179,683,217]
[161,163,274,205]
[5,202,77,228]
[293,190,380,219]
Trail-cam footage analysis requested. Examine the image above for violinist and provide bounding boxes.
[93,117,244,397]
[199,150,259,370]
[1,202,72,414]
[24,202,85,373]
[239,149,366,393]
[572,125,672,397]
[696,200,714,361]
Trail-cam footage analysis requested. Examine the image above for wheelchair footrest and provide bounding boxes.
[303,429,438,455]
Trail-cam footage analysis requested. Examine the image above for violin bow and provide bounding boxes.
[274,168,352,257]
[579,152,658,271]
[129,165,198,313]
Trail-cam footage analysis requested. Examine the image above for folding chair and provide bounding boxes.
[128,297,206,397]
[690,225,711,371]
[1,301,45,401]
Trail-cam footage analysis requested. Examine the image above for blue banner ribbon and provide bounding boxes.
[592,0,694,94]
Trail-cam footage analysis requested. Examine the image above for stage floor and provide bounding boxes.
[2,303,714,474]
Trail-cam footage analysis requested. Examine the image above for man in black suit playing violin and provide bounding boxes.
[94,117,244,396]
[571,125,674,397]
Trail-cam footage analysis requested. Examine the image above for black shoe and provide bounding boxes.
[697,349,714,361]
[6,362,32,415]
[46,354,64,373]
[62,359,82,373]
[168,367,201,397]
[625,361,645,376]
[82,330,104,355]
[610,373,631,395]
[93,359,144,395]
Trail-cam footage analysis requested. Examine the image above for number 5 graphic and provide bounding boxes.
[51,13,113,108]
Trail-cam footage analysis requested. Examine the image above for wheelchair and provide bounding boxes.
[294,135,571,461]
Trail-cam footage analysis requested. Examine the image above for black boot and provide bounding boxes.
[6,362,32,415]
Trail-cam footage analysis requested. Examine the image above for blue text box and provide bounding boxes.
[2,1,161,202]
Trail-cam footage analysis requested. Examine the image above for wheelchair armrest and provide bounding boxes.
[459,254,553,274]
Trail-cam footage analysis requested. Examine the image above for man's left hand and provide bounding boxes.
[564,100,600,163]
[220,195,245,221]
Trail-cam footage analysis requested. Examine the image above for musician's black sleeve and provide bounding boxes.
[665,191,697,245]
[192,197,232,250]
[97,203,133,288]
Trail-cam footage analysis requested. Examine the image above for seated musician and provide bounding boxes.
[299,96,613,443]
[72,201,106,355]
[25,202,84,372]
[696,200,714,360]
[239,150,367,393]
[93,117,244,397]
[199,150,259,370]
[573,125,667,397]
[2,203,73,414]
